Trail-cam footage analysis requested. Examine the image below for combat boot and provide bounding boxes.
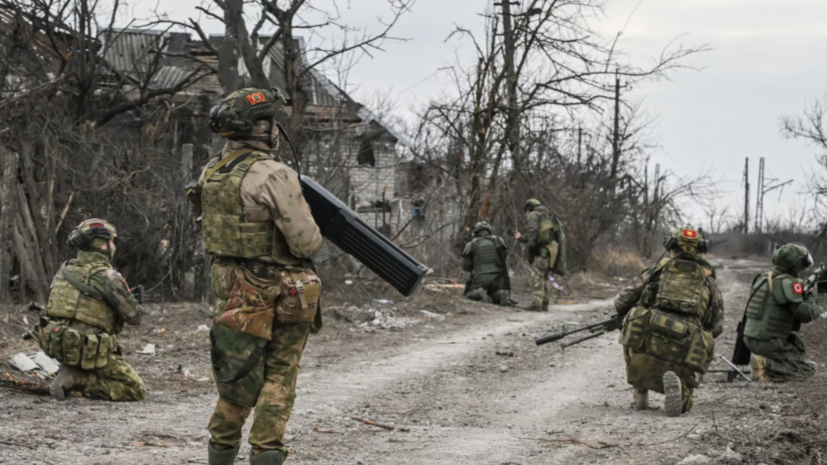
[208,442,238,465]
[631,388,648,411]
[51,365,88,401]
[662,371,683,417]
[250,450,283,465]
[750,355,767,382]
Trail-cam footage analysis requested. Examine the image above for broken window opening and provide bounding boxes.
[357,139,376,167]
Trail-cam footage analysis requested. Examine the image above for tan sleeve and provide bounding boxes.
[241,160,322,259]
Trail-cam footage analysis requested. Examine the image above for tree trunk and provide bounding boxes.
[0,149,18,303]
[218,0,242,96]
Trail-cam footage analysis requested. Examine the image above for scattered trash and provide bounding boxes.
[137,344,156,356]
[495,351,515,357]
[22,316,28,325]
[345,280,353,285]
[499,365,509,373]
[197,325,210,332]
[32,352,59,374]
[372,299,394,306]
[156,328,166,334]
[420,310,445,320]
[548,276,565,292]
[9,351,59,378]
[678,455,712,465]
[350,416,395,431]
[9,353,38,372]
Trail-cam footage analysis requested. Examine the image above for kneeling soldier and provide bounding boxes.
[614,227,724,417]
[34,219,145,401]
[743,243,824,381]
[462,221,510,305]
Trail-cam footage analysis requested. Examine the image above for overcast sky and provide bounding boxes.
[133,0,827,229]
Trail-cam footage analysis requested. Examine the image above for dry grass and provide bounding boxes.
[590,248,646,278]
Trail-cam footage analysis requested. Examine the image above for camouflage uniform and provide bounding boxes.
[742,243,824,381]
[518,201,560,310]
[192,89,323,465]
[37,220,145,401]
[462,222,510,305]
[614,228,724,416]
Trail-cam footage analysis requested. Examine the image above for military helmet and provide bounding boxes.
[773,243,813,273]
[68,219,117,250]
[474,221,492,235]
[524,198,542,211]
[663,226,709,254]
[209,88,287,141]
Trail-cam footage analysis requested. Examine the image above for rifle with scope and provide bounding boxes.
[535,315,621,348]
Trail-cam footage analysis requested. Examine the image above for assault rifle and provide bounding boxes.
[535,315,621,349]
[804,264,827,297]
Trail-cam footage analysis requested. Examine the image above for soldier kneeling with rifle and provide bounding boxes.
[734,243,825,382]
[462,221,511,306]
[613,227,724,417]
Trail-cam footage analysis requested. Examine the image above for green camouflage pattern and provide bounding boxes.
[210,324,267,407]
[615,252,724,412]
[202,152,277,258]
[274,268,320,324]
[46,251,141,333]
[209,321,310,458]
[82,354,146,401]
[531,241,559,307]
[743,335,815,380]
[773,242,812,274]
[624,350,696,412]
[654,258,710,319]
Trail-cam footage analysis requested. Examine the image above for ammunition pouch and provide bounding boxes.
[642,309,714,374]
[37,318,115,369]
[275,267,321,324]
[619,306,650,350]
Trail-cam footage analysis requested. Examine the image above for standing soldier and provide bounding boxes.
[462,221,510,305]
[614,227,724,417]
[34,219,145,401]
[189,88,323,465]
[741,243,823,381]
[513,199,566,311]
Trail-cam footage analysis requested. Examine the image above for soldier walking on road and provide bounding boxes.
[614,227,724,417]
[741,243,824,381]
[513,199,566,311]
[189,88,323,465]
[462,221,511,305]
[33,219,146,402]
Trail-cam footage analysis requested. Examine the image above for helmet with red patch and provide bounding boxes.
[68,219,117,250]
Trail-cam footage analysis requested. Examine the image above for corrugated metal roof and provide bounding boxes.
[102,30,161,76]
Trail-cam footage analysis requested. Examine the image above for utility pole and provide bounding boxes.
[743,157,750,234]
[754,157,765,234]
[610,71,621,182]
[577,126,583,167]
[753,157,793,234]
[498,0,520,170]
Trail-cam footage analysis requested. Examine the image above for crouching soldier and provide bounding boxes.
[742,243,824,381]
[32,219,145,401]
[614,227,723,417]
[462,221,510,305]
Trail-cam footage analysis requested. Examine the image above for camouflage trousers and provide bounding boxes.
[208,322,310,458]
[465,272,507,304]
[79,355,146,401]
[744,335,815,381]
[624,348,696,413]
[530,242,559,307]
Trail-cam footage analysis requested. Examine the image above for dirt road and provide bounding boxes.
[0,258,785,464]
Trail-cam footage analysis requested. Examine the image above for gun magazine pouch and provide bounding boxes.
[38,319,115,369]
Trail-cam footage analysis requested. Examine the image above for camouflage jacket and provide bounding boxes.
[614,254,725,337]
[49,250,143,334]
[196,140,323,261]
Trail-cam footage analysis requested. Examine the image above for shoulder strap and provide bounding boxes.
[205,148,254,179]
[61,263,104,301]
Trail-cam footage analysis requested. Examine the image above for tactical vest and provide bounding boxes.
[743,272,797,340]
[472,237,503,275]
[537,212,557,246]
[653,258,710,320]
[202,151,292,261]
[46,260,118,334]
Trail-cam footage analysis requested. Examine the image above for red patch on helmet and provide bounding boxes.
[289,288,298,296]
[247,92,266,105]
[89,223,105,229]
[683,229,697,238]
[793,283,804,294]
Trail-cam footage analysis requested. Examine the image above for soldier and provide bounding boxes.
[189,88,323,465]
[614,227,724,417]
[462,221,510,305]
[742,243,824,381]
[34,219,145,402]
[513,199,565,311]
